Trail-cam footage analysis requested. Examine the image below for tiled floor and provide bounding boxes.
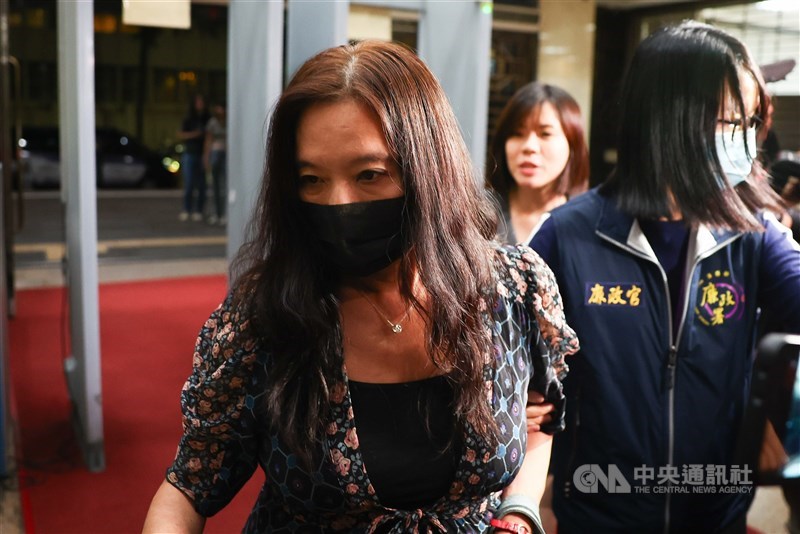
[0,258,794,533]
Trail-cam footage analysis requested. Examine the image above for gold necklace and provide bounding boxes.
[356,289,409,334]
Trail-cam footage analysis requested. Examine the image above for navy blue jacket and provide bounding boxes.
[531,188,800,533]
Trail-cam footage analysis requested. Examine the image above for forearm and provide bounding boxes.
[178,130,203,141]
[503,431,552,503]
[495,431,552,533]
[143,480,206,534]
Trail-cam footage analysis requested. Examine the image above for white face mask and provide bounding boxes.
[714,126,757,188]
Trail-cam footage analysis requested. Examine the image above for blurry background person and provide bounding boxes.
[768,154,800,242]
[178,93,210,222]
[204,101,227,225]
[758,100,781,170]
[757,59,796,171]
[487,82,589,245]
[143,41,578,533]
[757,60,800,242]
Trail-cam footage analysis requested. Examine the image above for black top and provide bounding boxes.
[639,219,691,337]
[347,375,459,510]
[181,113,210,154]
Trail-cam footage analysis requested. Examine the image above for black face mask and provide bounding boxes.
[301,196,406,277]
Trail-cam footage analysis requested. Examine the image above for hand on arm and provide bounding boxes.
[525,392,554,433]
[177,129,204,141]
[143,480,206,534]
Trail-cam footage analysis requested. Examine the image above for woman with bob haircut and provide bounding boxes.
[488,82,589,245]
[529,21,800,533]
[143,40,578,533]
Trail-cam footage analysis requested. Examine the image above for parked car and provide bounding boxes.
[18,126,179,189]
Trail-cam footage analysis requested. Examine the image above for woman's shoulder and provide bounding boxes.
[492,243,580,366]
[494,242,548,278]
[191,287,262,379]
[493,243,553,300]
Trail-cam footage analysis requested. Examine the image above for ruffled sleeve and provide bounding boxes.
[517,245,579,379]
[495,244,579,434]
[165,291,263,517]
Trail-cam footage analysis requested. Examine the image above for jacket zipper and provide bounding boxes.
[654,261,676,534]
[596,232,676,530]
[597,229,743,534]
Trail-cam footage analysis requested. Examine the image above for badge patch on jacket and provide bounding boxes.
[695,270,745,326]
[584,282,643,307]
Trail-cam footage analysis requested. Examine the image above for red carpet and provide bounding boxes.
[10,275,264,533]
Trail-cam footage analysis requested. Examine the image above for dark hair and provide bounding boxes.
[602,20,781,230]
[186,93,207,120]
[232,40,499,463]
[488,82,589,200]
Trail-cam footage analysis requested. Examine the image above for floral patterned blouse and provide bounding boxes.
[166,244,579,532]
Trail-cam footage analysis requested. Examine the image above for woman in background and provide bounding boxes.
[178,93,210,222]
[488,82,589,245]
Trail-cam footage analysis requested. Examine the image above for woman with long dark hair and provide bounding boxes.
[144,41,577,533]
[530,21,800,533]
[178,93,210,222]
[488,82,588,245]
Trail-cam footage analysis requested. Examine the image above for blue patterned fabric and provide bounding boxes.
[166,244,578,532]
